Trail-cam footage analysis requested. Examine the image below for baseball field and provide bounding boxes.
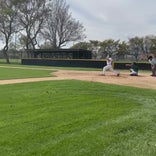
[0,64,156,156]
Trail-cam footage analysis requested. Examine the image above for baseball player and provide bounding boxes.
[126,62,139,76]
[102,57,120,76]
[148,54,156,76]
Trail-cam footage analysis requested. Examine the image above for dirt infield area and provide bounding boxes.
[0,70,156,90]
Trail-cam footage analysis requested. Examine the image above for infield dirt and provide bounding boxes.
[0,70,156,90]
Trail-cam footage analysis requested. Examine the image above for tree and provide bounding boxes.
[42,0,86,49]
[149,36,156,54]
[89,40,100,59]
[99,39,120,58]
[70,42,91,50]
[117,41,129,60]
[141,36,151,57]
[128,37,143,61]
[17,0,47,54]
[0,0,19,63]
[39,40,55,49]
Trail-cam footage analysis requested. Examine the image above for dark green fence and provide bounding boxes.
[22,59,151,70]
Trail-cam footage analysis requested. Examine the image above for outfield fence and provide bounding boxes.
[21,59,151,70]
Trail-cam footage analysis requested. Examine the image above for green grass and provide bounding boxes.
[0,63,101,71]
[0,62,103,81]
[0,64,102,80]
[0,67,55,80]
[0,64,151,79]
[0,80,156,156]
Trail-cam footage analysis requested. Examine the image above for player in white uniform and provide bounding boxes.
[102,57,120,76]
[148,54,156,76]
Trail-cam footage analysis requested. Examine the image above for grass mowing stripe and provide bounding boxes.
[0,80,156,156]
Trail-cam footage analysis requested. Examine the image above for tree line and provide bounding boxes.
[71,36,156,62]
[0,0,85,63]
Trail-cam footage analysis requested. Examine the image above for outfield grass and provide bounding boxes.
[0,64,102,80]
[0,67,56,80]
[0,63,102,71]
[0,63,151,76]
[0,63,103,81]
[0,80,156,156]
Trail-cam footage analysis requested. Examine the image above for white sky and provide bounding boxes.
[66,0,156,42]
[1,0,156,49]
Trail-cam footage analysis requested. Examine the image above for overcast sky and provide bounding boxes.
[66,0,156,42]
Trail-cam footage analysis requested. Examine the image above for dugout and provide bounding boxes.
[28,49,92,59]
